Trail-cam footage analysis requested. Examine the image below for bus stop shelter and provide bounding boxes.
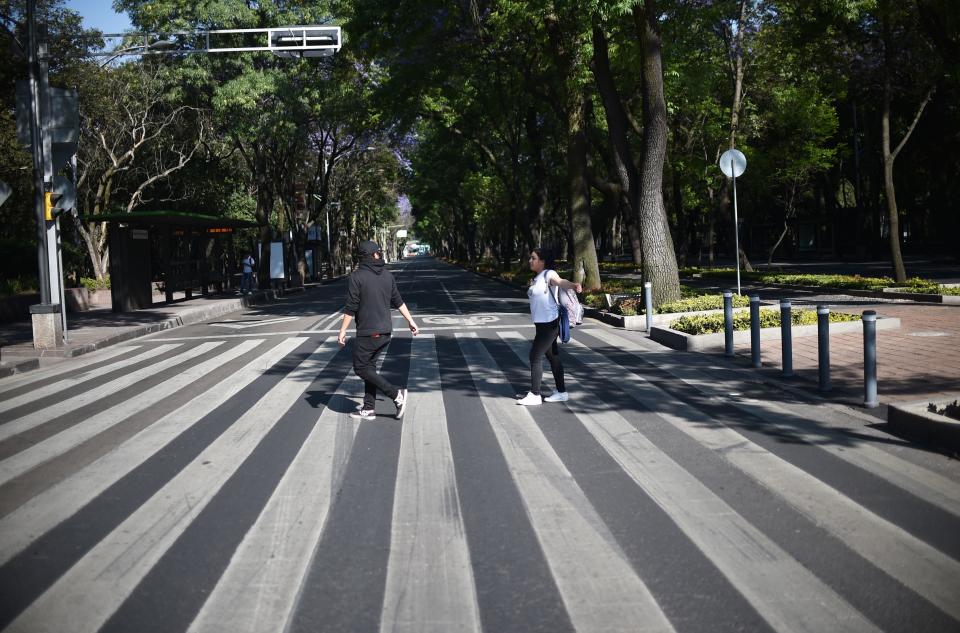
[84,211,258,312]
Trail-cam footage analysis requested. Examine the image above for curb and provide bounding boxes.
[0,357,40,379]
[887,397,960,451]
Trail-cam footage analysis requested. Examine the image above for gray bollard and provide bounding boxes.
[750,295,761,368]
[780,300,793,378]
[723,291,734,357]
[863,310,878,408]
[817,305,831,392]
[644,281,653,334]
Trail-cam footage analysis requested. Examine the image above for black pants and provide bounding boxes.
[353,334,399,410]
[530,319,565,396]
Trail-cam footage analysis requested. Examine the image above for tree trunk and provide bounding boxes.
[591,22,641,268]
[568,91,601,290]
[634,2,681,304]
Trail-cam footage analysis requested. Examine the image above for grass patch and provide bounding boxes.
[670,308,860,335]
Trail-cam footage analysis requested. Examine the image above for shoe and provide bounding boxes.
[394,388,408,419]
[516,392,542,406]
[544,392,569,403]
[350,409,376,420]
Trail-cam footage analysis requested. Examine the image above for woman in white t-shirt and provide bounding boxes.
[517,248,582,406]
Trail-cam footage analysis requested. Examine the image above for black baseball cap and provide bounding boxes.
[358,240,381,256]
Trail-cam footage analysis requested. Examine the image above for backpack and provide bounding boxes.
[547,271,584,343]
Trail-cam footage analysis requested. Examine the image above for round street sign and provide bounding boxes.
[719,149,747,178]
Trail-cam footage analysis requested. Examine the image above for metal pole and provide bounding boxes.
[750,295,761,368]
[644,281,653,334]
[723,290,734,357]
[817,305,831,392]
[731,163,741,296]
[863,310,878,408]
[27,0,51,305]
[780,300,793,378]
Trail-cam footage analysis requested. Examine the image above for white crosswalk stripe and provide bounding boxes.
[498,331,880,633]
[0,342,220,443]
[585,328,960,519]
[0,337,307,567]
[5,338,339,633]
[380,334,481,633]
[0,346,140,396]
[456,332,675,633]
[0,340,263,488]
[560,330,960,622]
[0,329,957,633]
[0,345,168,412]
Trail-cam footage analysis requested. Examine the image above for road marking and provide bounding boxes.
[590,328,960,520]
[439,282,461,315]
[0,343,221,444]
[0,345,175,413]
[0,340,263,488]
[500,332,881,633]
[565,331,960,622]
[421,315,500,326]
[188,353,360,633]
[147,323,540,342]
[456,332,674,633]
[0,346,140,396]
[0,337,308,567]
[209,316,300,329]
[380,334,481,633]
[5,338,341,633]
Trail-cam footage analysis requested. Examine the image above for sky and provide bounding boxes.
[64,0,133,34]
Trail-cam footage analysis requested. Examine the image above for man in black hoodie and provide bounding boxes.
[338,240,419,420]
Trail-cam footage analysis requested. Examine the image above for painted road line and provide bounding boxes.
[0,345,174,412]
[380,334,481,633]
[439,282,462,315]
[565,333,960,623]
[456,332,674,633]
[5,338,341,633]
[187,358,360,633]
[0,346,144,397]
[500,332,881,633]
[0,340,263,488]
[0,337,309,567]
[591,328,960,520]
[0,342,222,444]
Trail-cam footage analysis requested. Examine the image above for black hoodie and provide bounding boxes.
[343,256,404,336]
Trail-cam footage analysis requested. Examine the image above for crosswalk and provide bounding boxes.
[0,329,957,633]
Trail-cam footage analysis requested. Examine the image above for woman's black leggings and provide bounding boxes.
[530,319,565,396]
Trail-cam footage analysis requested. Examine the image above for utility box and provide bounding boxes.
[109,226,153,312]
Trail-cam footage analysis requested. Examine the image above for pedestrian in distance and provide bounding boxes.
[240,251,256,295]
[338,240,419,420]
[517,248,582,406]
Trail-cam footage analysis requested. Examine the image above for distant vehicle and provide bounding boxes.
[403,243,420,258]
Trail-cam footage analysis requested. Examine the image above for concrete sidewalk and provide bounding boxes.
[0,286,316,378]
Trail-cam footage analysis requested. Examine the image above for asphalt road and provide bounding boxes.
[0,257,957,633]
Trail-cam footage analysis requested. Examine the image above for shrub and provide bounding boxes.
[928,400,960,421]
[669,308,861,335]
[0,277,37,296]
[80,276,111,291]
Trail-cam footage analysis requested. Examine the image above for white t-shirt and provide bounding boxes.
[528,270,559,323]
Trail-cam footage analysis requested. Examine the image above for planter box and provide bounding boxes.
[650,315,900,352]
[882,288,960,305]
[887,397,960,451]
[585,304,760,332]
[64,288,112,312]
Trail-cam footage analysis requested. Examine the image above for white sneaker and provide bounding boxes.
[516,392,542,406]
[544,392,568,403]
[350,409,376,420]
[394,388,408,419]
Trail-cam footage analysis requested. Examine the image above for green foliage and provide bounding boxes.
[927,400,960,421]
[80,277,110,290]
[670,308,861,335]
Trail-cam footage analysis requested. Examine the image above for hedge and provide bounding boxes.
[670,308,861,335]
